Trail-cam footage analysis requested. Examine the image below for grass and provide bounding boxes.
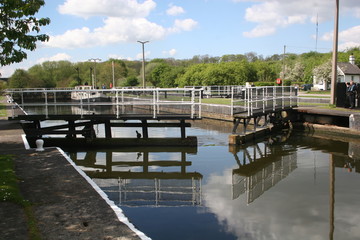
[299,95,330,98]
[0,96,7,117]
[300,90,331,95]
[201,97,232,105]
[0,155,26,205]
[0,155,41,240]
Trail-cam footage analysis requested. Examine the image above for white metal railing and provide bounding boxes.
[231,86,298,116]
[5,87,202,119]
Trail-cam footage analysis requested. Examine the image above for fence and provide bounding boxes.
[231,86,298,116]
[5,87,203,119]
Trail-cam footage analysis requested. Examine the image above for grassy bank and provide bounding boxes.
[0,96,7,117]
[0,156,41,239]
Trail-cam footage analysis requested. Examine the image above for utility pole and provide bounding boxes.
[330,0,339,105]
[137,40,149,88]
[75,67,80,85]
[282,45,286,86]
[89,58,101,88]
[112,60,115,89]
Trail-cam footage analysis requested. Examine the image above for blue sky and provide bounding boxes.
[2,0,360,77]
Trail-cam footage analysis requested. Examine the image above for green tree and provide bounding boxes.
[149,63,183,87]
[9,69,33,88]
[97,60,128,88]
[123,76,139,86]
[252,61,278,82]
[176,64,209,87]
[0,0,50,66]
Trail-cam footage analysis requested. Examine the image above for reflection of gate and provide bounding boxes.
[67,147,203,207]
[231,138,297,204]
[94,178,202,207]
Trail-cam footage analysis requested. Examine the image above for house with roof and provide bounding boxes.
[313,55,360,90]
[337,55,360,83]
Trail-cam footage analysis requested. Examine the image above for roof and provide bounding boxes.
[337,62,360,75]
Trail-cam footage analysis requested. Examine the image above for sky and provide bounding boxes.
[2,0,360,77]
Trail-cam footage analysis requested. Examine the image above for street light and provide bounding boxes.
[89,58,101,88]
[137,40,149,88]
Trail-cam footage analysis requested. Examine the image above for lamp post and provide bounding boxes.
[89,58,101,88]
[137,40,149,88]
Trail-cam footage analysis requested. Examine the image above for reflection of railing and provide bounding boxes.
[102,178,202,207]
[231,86,298,116]
[67,147,203,207]
[5,87,203,119]
[230,134,297,204]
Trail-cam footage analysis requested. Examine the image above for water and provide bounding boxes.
[20,104,359,239]
[59,121,360,240]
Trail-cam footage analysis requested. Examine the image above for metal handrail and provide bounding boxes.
[231,86,298,117]
[5,87,203,119]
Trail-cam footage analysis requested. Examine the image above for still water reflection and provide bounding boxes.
[62,121,360,240]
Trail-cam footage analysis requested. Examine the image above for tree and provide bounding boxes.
[288,62,305,82]
[123,76,139,87]
[0,0,50,66]
[313,60,332,86]
[9,69,33,88]
[97,60,128,88]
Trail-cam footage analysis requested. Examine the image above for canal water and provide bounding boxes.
[56,119,360,240]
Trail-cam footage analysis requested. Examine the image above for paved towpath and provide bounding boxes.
[0,100,146,240]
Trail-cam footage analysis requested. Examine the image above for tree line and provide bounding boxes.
[7,48,360,89]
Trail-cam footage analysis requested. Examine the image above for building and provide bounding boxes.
[337,54,360,83]
[313,54,360,90]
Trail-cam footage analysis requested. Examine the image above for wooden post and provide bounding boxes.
[180,120,186,139]
[143,151,149,173]
[181,151,186,174]
[67,120,76,138]
[106,151,112,173]
[104,120,112,139]
[141,120,149,139]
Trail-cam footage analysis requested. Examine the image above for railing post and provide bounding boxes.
[231,87,234,116]
[282,86,284,109]
[44,91,48,105]
[191,88,195,119]
[21,92,24,106]
[153,89,157,118]
[273,86,276,111]
[262,87,265,113]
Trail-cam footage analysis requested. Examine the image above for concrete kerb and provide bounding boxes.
[22,133,151,240]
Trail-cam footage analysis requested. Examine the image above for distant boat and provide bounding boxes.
[71,85,110,102]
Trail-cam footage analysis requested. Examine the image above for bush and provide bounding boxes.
[254,82,276,86]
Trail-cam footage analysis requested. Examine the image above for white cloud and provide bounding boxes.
[136,50,150,60]
[321,25,360,51]
[171,19,198,33]
[166,5,185,16]
[1,65,17,78]
[58,0,156,18]
[243,25,276,38]
[108,54,132,60]
[162,48,177,57]
[169,48,177,56]
[37,53,72,63]
[45,27,97,49]
[44,17,167,49]
[44,0,197,49]
[239,0,360,38]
